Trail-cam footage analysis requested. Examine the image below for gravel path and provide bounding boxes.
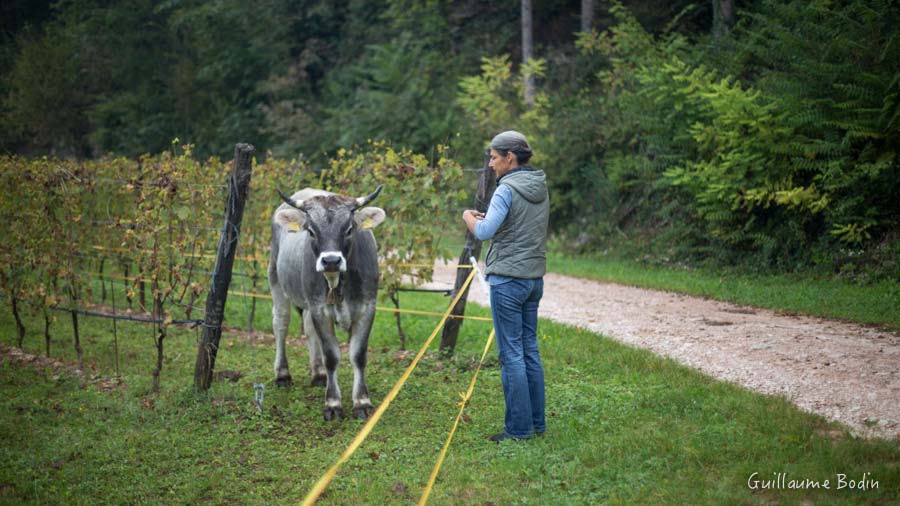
[427,262,900,440]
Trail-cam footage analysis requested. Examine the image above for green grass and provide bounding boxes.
[547,253,900,331]
[1,279,898,505]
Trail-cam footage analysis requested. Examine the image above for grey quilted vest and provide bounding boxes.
[484,168,550,279]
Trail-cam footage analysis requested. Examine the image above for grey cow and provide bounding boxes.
[269,185,385,420]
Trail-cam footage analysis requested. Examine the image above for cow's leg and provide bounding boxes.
[349,304,376,419]
[272,288,293,387]
[307,309,343,420]
[301,307,327,386]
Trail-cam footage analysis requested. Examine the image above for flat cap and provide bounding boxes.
[490,130,532,155]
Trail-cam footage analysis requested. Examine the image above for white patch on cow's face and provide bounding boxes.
[316,251,347,273]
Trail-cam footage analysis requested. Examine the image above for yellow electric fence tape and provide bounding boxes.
[418,328,495,505]
[86,274,489,323]
[228,290,270,300]
[377,307,492,322]
[299,269,477,506]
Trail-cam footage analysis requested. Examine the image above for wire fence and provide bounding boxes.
[5,162,479,381]
[1,149,506,506]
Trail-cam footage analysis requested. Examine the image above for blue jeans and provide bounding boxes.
[490,277,546,438]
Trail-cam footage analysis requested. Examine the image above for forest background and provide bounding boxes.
[2,0,898,281]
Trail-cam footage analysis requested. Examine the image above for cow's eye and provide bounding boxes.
[307,227,316,240]
[345,227,353,238]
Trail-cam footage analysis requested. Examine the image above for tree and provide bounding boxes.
[3,27,89,156]
[581,0,594,33]
[713,0,735,40]
[522,0,535,106]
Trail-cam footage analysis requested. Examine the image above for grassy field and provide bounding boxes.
[547,253,900,331]
[0,276,897,505]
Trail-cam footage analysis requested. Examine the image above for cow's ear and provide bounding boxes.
[275,209,306,233]
[355,207,386,229]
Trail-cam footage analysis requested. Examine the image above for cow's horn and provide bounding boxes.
[277,189,304,210]
[355,185,383,209]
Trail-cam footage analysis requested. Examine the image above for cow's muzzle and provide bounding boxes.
[317,252,346,273]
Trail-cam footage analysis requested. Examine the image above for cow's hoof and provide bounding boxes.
[275,376,293,388]
[323,406,344,421]
[353,404,374,419]
[310,374,327,387]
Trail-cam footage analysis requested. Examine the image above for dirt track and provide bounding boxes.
[427,262,900,440]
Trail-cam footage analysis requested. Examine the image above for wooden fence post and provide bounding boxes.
[194,143,254,390]
[439,150,496,356]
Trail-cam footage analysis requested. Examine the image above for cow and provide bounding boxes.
[269,185,385,420]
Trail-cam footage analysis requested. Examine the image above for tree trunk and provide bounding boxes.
[581,0,594,33]
[185,290,197,320]
[99,256,107,303]
[44,311,52,357]
[152,298,165,393]
[390,290,406,350]
[111,276,120,378]
[713,0,735,40]
[249,271,258,335]
[11,296,26,348]
[522,0,535,106]
[721,0,734,24]
[139,270,146,312]
[71,310,83,371]
[124,262,133,309]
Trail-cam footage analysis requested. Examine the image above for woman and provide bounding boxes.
[462,130,550,442]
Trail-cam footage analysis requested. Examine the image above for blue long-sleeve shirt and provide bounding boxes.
[474,184,512,242]
[473,184,515,286]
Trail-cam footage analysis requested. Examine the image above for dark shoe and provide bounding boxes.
[489,433,508,443]
[489,432,533,443]
[535,431,545,437]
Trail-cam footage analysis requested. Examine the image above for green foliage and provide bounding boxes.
[0,144,466,339]
[162,0,292,158]
[319,35,460,157]
[737,1,900,246]
[0,157,54,313]
[2,0,899,279]
[2,27,87,155]
[2,0,294,159]
[287,142,466,297]
[121,146,222,314]
[544,0,900,279]
[458,55,551,164]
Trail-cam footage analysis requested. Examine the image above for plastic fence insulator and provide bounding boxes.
[469,256,490,306]
[254,383,266,414]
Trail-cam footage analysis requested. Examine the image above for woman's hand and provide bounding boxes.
[463,209,484,223]
[462,209,484,234]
